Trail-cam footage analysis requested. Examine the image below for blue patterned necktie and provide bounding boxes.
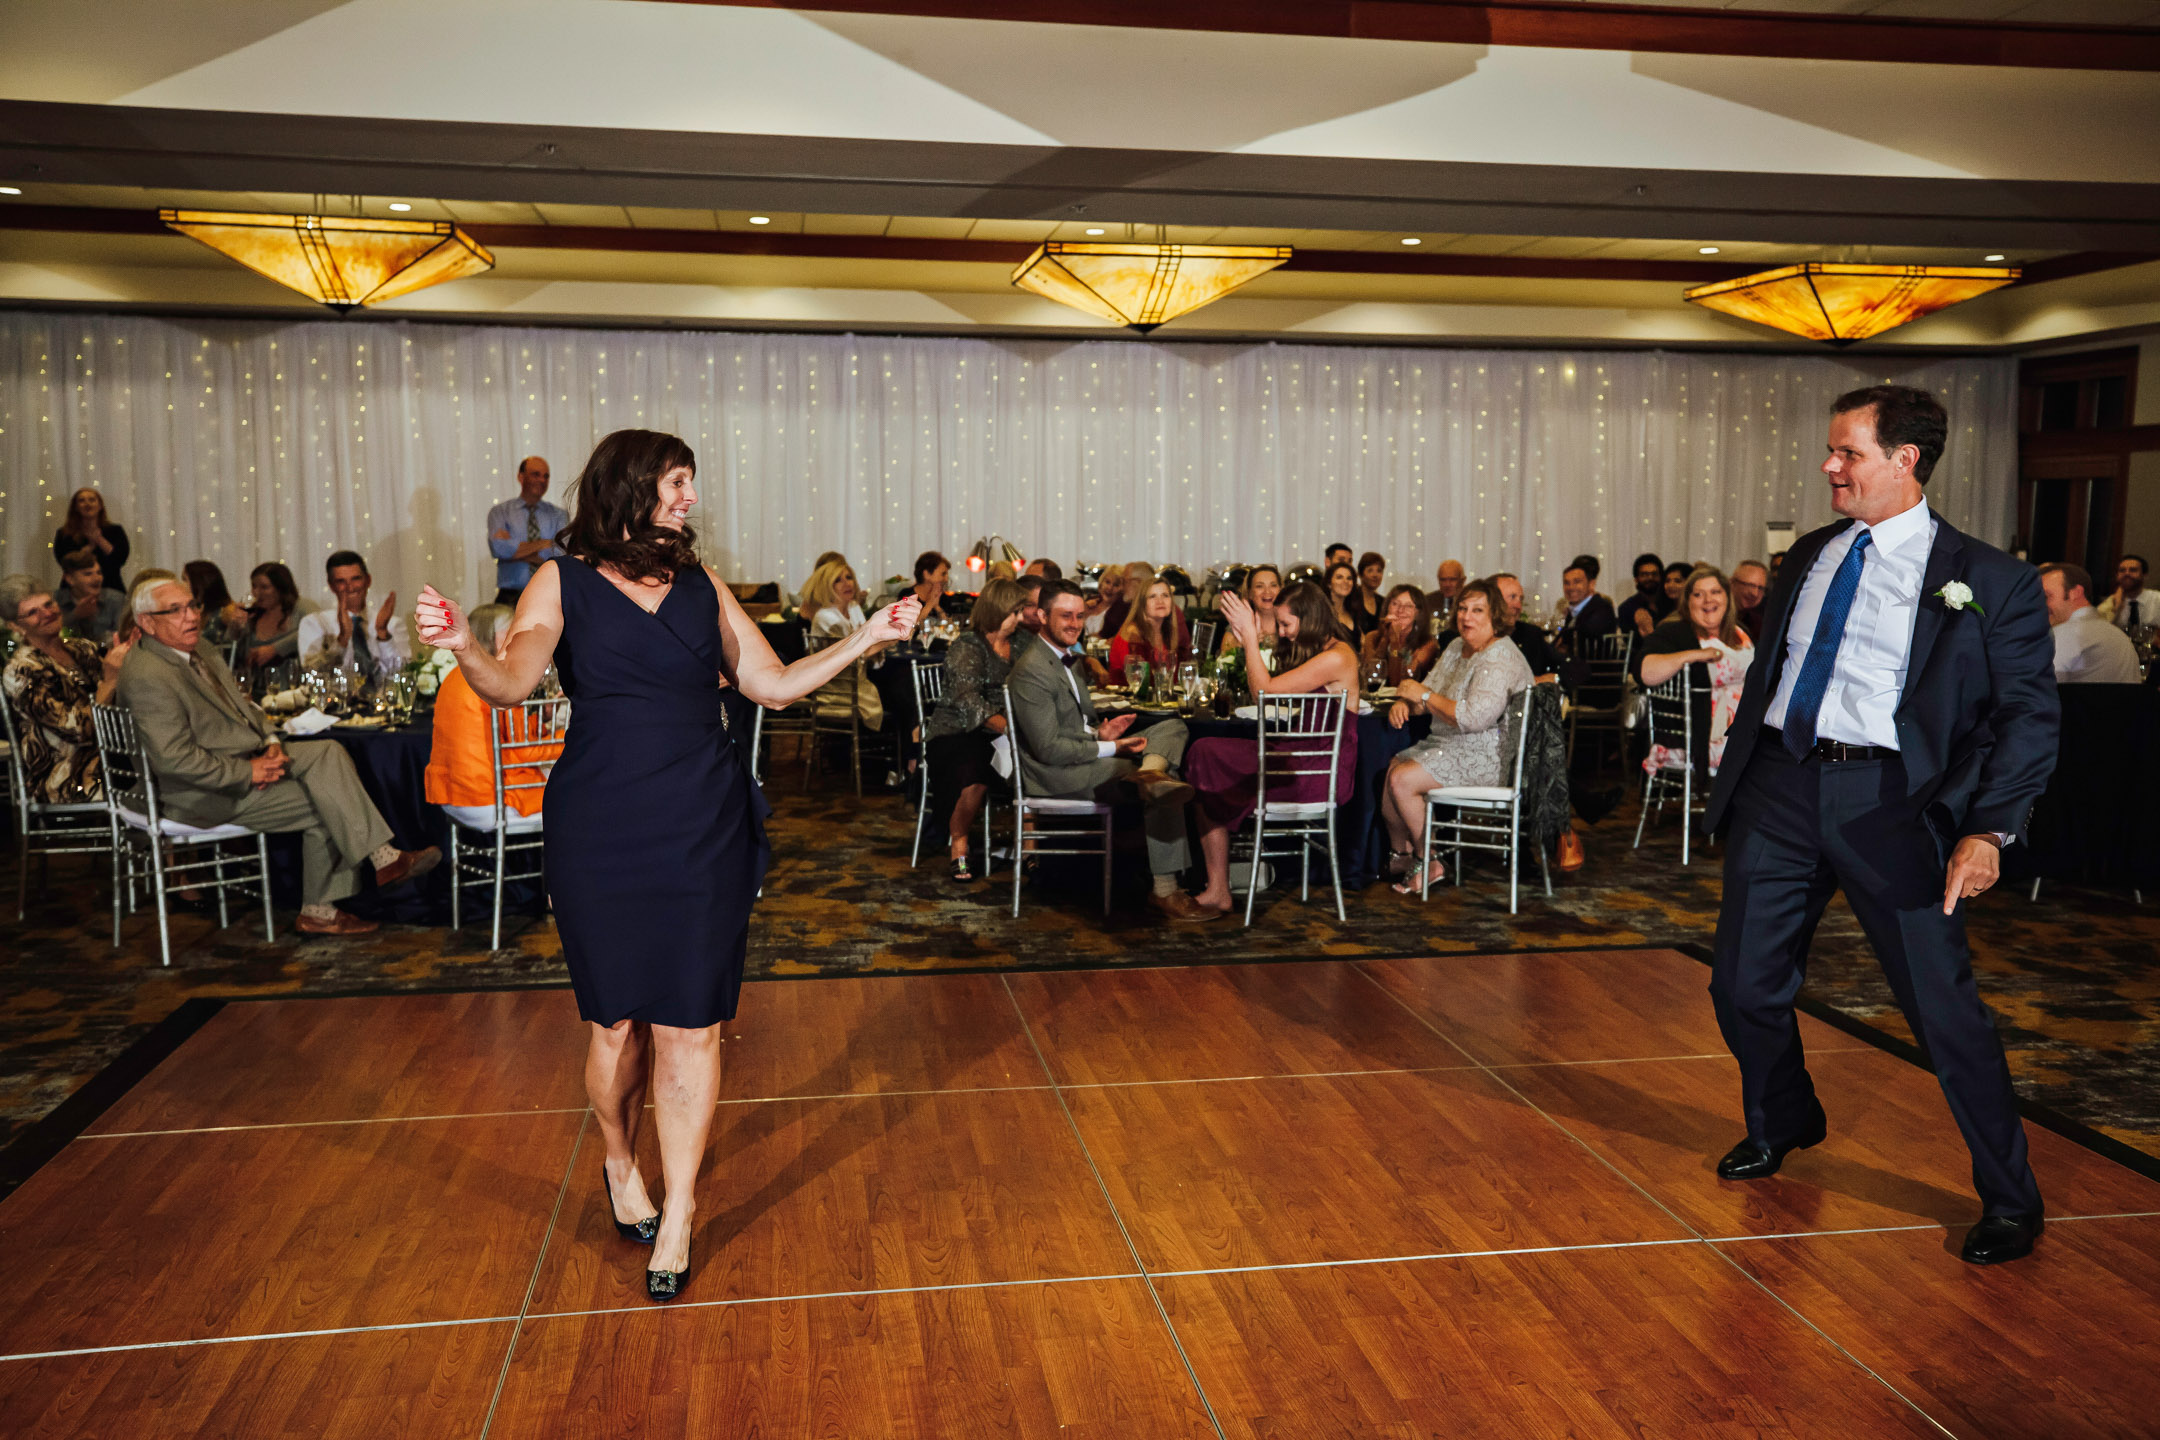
[1782,530,1873,759]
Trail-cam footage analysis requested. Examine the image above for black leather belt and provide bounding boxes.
[1761,726,1896,763]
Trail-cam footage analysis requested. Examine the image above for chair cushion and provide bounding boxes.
[1426,786,1516,804]
[115,806,256,842]
[1020,797,1112,815]
[443,803,545,834]
[1260,800,1335,819]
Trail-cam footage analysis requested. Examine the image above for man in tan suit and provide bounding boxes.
[117,580,439,936]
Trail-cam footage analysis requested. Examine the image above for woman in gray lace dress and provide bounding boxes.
[922,578,1026,883]
[1379,577,1532,892]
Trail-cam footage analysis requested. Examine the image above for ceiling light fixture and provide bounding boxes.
[0,186,21,196]
[160,209,494,312]
[1698,246,1720,255]
[748,215,771,225]
[1684,262,2019,345]
[1011,240,1291,332]
[1986,253,2006,262]
[388,202,412,212]
[1085,227,1105,235]
[1401,237,1421,246]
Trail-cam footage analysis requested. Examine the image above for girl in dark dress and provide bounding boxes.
[52,487,130,595]
[415,430,919,1302]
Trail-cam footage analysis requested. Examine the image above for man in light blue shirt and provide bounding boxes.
[486,456,566,605]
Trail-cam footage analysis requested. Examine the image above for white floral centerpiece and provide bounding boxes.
[414,647,459,697]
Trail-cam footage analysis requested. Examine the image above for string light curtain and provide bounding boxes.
[0,312,2015,615]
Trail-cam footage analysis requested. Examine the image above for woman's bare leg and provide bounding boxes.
[948,782,987,858]
[647,1021,723,1273]
[1381,759,1425,854]
[586,1019,658,1223]
[1193,818,1235,910]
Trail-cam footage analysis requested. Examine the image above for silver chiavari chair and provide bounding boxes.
[1632,672,1702,866]
[446,695,567,950]
[4,690,115,920]
[1236,691,1348,926]
[1419,688,1552,914]
[1002,685,1113,917]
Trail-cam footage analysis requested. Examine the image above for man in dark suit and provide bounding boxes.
[1705,385,2057,1265]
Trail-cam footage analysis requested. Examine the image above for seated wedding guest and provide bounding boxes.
[118,579,439,935]
[1007,579,1210,924]
[1186,582,1360,914]
[1488,573,1562,681]
[1237,564,1285,652]
[1,574,126,803]
[485,455,565,606]
[57,547,128,646]
[51,487,131,596]
[802,559,868,638]
[2097,553,2152,631]
[1633,566,1756,777]
[1429,558,1466,630]
[298,550,408,677]
[1360,583,1438,685]
[1552,558,1616,658]
[1730,559,1769,641]
[1351,551,1387,631]
[922,578,1026,884]
[1098,561,1154,640]
[1107,578,1192,685]
[909,551,952,619]
[1024,557,1063,581]
[1324,560,1375,639]
[184,560,249,652]
[1616,552,1672,637]
[1379,578,1532,893]
[425,604,563,822]
[794,550,848,620]
[242,561,303,677]
[2040,562,2142,684]
[1083,565,1125,635]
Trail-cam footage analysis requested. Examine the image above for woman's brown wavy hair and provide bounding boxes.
[559,430,701,584]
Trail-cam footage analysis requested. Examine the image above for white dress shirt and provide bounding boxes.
[2053,605,2144,684]
[296,605,410,677]
[1765,499,1936,749]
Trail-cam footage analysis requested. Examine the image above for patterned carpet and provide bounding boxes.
[3,778,2156,1165]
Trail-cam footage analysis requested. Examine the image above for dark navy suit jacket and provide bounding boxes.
[1705,511,2059,857]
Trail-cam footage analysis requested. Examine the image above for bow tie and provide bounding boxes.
[1061,651,1085,669]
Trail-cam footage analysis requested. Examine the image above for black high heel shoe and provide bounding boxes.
[602,1170,659,1245]
[646,1237,690,1302]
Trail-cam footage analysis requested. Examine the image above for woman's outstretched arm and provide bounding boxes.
[414,564,563,705]
[709,568,920,707]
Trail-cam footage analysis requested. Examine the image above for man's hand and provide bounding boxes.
[334,603,353,645]
[1942,834,2002,915]
[249,752,289,788]
[1113,735,1148,757]
[1635,610,1656,637]
[1098,712,1136,740]
[375,592,398,640]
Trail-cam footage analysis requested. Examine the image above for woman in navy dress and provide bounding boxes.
[415,430,918,1301]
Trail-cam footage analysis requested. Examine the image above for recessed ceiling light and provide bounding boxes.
[1985,253,2006,262]
[1401,237,1421,246]
[0,186,20,196]
[1698,246,1720,255]
[748,215,770,225]
[1085,227,1105,235]
[387,202,411,212]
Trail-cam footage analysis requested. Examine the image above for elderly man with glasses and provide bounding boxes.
[116,580,440,935]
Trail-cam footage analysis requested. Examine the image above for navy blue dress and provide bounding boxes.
[545,559,771,1028]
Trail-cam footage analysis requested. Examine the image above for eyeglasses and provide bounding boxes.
[143,601,205,618]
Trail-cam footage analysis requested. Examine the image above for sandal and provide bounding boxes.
[1392,859,1447,895]
[948,854,977,884]
[1384,850,1418,879]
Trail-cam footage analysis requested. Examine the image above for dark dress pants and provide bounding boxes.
[1711,735,2041,1218]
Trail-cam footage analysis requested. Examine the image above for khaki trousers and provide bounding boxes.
[228,740,394,905]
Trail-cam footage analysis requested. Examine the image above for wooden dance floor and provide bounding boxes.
[2,947,2156,1438]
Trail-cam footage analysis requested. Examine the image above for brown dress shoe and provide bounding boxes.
[296,910,381,936]
[1131,770,1195,807]
[1151,890,1222,924]
[373,845,443,890]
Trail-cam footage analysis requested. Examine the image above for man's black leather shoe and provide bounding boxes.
[1715,1106,1828,1180]
[1960,1213,2042,1265]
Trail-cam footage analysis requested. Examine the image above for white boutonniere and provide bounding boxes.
[1935,581,1983,615]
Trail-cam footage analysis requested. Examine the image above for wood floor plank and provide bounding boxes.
[1719,1216,2160,1440]
[0,1321,511,1440]
[1008,962,1467,1086]
[1064,1067,1691,1273]
[0,1112,581,1354]
[1156,1244,1945,1439]
[527,1087,1132,1315]
[493,1278,1216,1440]
[1507,1047,2160,1236]
[720,974,1044,1100]
[1362,949,1861,1066]
[87,991,589,1134]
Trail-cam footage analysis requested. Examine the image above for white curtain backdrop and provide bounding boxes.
[0,311,2016,617]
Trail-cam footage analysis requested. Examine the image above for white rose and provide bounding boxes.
[1939,581,1974,610]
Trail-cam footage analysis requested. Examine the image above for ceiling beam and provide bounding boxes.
[664,0,2160,70]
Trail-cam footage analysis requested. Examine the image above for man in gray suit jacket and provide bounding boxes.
[1008,580,1216,923]
[117,580,440,936]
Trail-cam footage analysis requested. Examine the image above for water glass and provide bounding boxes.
[1126,658,1150,700]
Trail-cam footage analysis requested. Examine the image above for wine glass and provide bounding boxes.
[1177,663,1201,711]
[1126,658,1150,701]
